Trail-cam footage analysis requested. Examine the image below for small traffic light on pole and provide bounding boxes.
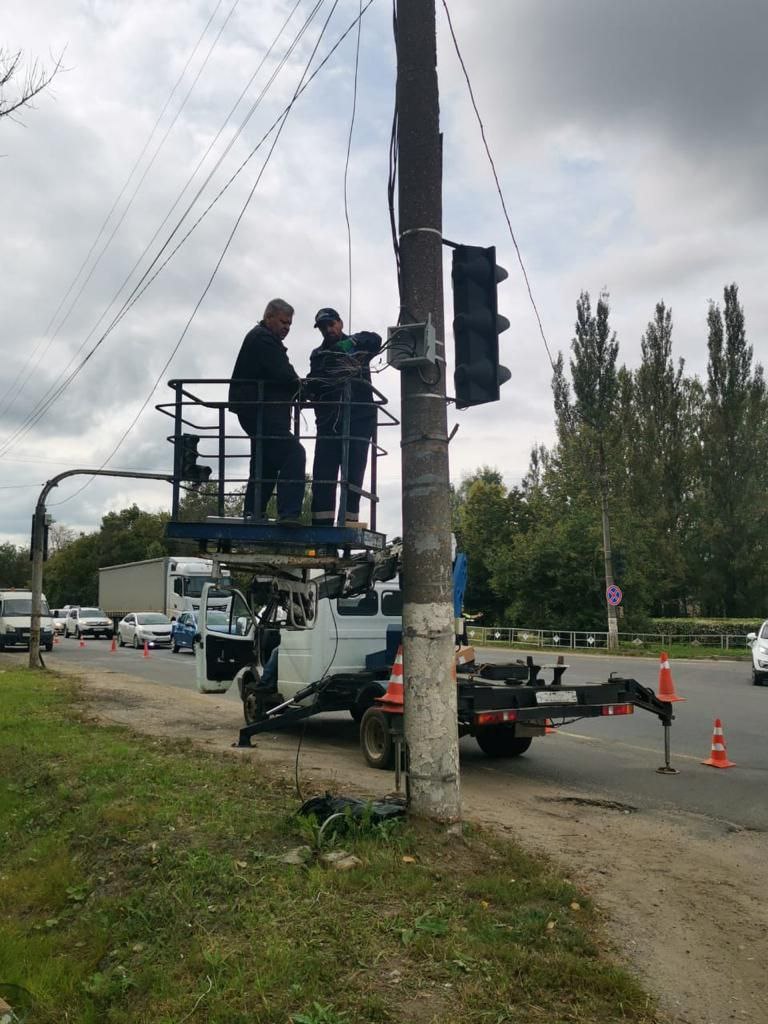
[178,433,211,484]
[451,244,511,408]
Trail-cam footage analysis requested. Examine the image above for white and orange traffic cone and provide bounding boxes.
[377,644,404,712]
[143,640,150,658]
[657,651,685,703]
[702,719,735,769]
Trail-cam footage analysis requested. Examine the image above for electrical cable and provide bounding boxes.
[0,0,319,458]
[1,1,376,463]
[440,0,556,371]
[51,0,356,505]
[292,577,342,798]
[343,0,363,329]
[0,0,234,423]
[387,0,400,296]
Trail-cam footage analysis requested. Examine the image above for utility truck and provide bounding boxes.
[98,556,230,623]
[193,555,676,771]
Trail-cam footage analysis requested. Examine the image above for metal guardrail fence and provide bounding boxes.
[465,626,751,651]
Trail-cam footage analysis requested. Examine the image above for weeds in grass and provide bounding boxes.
[0,668,662,1024]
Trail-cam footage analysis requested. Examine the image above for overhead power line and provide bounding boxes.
[52,0,378,506]
[0,0,322,459]
[440,0,556,371]
[0,0,234,424]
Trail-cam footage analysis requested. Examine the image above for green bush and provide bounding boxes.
[649,618,760,637]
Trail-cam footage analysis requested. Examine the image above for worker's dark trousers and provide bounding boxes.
[311,428,371,525]
[237,411,305,519]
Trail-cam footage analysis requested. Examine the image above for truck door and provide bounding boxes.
[195,583,257,694]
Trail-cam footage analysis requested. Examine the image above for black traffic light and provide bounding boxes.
[178,433,212,484]
[451,244,511,408]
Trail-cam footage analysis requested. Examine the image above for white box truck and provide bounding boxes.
[98,557,230,622]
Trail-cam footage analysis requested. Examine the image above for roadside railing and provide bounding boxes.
[465,626,752,651]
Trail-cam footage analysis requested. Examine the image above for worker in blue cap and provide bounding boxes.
[307,308,381,527]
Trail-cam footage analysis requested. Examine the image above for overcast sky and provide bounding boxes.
[2,0,766,547]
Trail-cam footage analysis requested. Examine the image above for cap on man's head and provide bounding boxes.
[314,307,341,327]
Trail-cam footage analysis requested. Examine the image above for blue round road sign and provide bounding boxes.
[607,584,623,607]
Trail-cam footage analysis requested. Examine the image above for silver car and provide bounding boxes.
[117,612,173,649]
[65,606,114,639]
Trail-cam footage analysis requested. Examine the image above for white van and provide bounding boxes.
[197,581,403,721]
[0,589,55,651]
[276,583,402,693]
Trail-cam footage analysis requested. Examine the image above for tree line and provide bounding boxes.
[454,284,768,629]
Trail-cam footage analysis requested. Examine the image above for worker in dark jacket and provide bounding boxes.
[229,298,306,523]
[308,307,381,527]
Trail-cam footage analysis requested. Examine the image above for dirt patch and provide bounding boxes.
[46,660,768,1024]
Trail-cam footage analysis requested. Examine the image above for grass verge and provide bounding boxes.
[0,668,661,1023]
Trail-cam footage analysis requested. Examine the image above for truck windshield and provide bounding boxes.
[182,576,214,598]
[2,599,50,615]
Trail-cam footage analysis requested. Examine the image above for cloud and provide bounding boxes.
[1,0,766,547]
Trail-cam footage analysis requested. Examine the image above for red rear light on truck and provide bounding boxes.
[475,710,517,726]
[601,704,634,716]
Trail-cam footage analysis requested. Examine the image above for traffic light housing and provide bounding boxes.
[178,433,211,484]
[451,244,511,408]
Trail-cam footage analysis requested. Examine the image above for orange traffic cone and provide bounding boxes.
[702,718,735,769]
[545,719,556,735]
[54,634,60,645]
[143,640,150,658]
[377,645,404,711]
[110,636,117,653]
[657,651,685,703]
[79,638,86,649]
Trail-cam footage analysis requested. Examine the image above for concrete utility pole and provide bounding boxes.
[28,469,173,668]
[599,451,619,651]
[396,0,461,822]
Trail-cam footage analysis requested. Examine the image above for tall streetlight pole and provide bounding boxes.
[396,0,461,822]
[28,470,173,668]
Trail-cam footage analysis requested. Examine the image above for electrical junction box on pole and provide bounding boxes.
[386,313,438,369]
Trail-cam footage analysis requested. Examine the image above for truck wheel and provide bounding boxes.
[75,627,80,639]
[44,642,53,652]
[117,632,124,647]
[360,707,396,770]
[133,634,140,649]
[476,727,532,759]
[242,679,280,725]
[752,668,765,686]
[172,642,179,654]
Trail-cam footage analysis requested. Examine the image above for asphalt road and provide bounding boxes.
[41,638,767,831]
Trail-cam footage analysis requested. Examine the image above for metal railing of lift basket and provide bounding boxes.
[156,377,398,530]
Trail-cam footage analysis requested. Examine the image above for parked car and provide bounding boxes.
[50,609,69,636]
[170,610,231,654]
[117,612,173,649]
[746,621,768,685]
[65,606,114,639]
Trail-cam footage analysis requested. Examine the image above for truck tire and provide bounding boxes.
[44,642,53,652]
[476,727,532,759]
[752,668,765,686]
[117,632,125,647]
[242,677,280,726]
[360,707,396,770]
[133,634,140,649]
